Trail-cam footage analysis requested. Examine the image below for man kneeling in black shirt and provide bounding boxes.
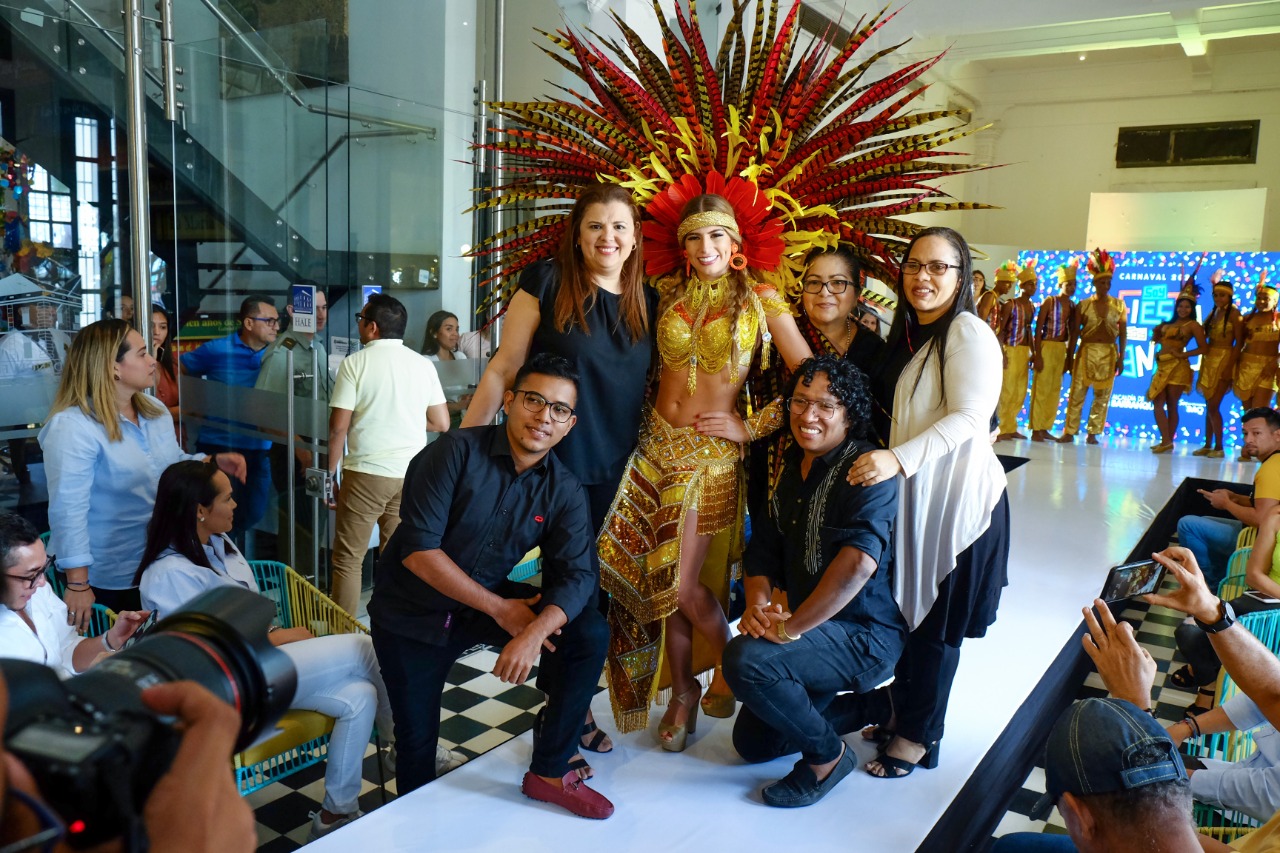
[724,355,906,807]
[368,353,613,819]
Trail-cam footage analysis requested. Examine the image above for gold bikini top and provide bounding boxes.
[656,274,789,393]
[1246,313,1280,344]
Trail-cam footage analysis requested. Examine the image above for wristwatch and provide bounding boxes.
[776,619,798,643]
[1194,599,1237,634]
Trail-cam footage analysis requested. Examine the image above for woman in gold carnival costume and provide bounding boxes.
[1195,271,1243,458]
[466,0,994,740]
[597,191,808,750]
[1146,278,1206,454]
[1234,274,1280,457]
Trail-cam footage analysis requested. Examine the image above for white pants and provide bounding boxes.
[282,633,393,814]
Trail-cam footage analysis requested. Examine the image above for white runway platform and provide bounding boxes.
[305,440,1247,853]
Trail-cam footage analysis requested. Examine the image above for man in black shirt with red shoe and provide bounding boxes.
[369,353,612,819]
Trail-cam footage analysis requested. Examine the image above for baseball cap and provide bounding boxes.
[1028,698,1187,821]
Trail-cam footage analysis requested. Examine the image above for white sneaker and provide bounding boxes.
[379,744,465,777]
[436,744,465,775]
[307,809,363,841]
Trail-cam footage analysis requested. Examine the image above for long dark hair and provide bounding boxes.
[554,183,648,342]
[886,226,977,407]
[1206,286,1236,338]
[422,310,458,356]
[151,305,177,381]
[133,459,221,586]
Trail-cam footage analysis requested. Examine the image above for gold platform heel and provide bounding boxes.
[658,686,701,752]
[701,666,737,719]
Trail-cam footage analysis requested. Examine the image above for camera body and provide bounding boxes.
[1,586,296,848]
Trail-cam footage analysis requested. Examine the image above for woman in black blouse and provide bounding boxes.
[464,183,654,758]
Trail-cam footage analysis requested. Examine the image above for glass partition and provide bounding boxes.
[0,0,483,610]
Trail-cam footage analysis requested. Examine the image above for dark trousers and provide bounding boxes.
[370,584,608,795]
[197,444,271,548]
[1174,592,1280,687]
[92,585,143,613]
[892,629,962,745]
[723,621,898,765]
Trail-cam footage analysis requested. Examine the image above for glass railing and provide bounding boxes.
[0,0,484,607]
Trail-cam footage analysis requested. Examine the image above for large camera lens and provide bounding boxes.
[2,586,295,848]
[91,586,296,750]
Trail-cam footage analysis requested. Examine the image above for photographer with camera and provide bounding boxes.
[0,511,149,677]
[0,669,255,852]
[135,459,398,841]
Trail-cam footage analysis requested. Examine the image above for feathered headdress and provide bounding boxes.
[1178,253,1205,302]
[1017,260,1038,284]
[994,261,1018,284]
[1087,248,1116,282]
[1057,258,1080,285]
[468,0,997,315]
[1259,269,1277,296]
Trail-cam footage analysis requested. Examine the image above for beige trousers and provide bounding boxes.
[330,469,403,616]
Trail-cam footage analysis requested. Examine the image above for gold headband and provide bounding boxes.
[677,210,739,243]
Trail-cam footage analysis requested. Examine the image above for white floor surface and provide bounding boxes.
[304,439,1249,853]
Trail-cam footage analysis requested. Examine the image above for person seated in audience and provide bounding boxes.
[367,353,613,819]
[1177,407,1280,590]
[1173,504,1280,716]
[723,356,904,807]
[1168,688,1280,824]
[996,547,1280,852]
[132,459,453,842]
[0,510,149,678]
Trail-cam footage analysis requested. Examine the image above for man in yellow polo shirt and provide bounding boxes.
[328,293,449,615]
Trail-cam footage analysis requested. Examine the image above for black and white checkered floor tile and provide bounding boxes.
[988,589,1200,847]
[251,646,552,852]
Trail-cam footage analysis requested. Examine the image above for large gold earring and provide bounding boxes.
[730,252,748,271]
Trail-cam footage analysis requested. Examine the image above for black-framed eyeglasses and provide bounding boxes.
[902,260,961,277]
[250,316,280,327]
[514,390,575,423]
[787,396,843,420]
[4,558,53,590]
[1,786,66,853]
[354,312,368,324]
[801,279,853,295]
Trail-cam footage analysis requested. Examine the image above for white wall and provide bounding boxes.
[943,35,1280,251]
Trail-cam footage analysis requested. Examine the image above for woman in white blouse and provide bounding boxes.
[847,227,1010,778]
[0,511,148,679]
[134,459,402,842]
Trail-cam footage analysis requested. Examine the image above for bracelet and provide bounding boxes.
[101,632,120,653]
[743,397,785,442]
[1182,715,1201,739]
[776,619,799,643]
[65,581,90,590]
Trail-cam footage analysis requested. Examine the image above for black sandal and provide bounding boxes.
[865,742,940,779]
[1167,665,1197,690]
[1184,687,1216,717]
[580,718,613,754]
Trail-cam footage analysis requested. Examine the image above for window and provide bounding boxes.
[1116,121,1260,168]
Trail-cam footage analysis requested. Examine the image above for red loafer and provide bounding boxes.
[521,770,615,820]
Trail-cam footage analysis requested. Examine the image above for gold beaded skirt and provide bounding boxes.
[1146,352,1192,400]
[598,405,743,733]
[1196,346,1233,397]
[1235,351,1278,404]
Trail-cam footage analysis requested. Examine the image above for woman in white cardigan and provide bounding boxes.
[847,227,1010,778]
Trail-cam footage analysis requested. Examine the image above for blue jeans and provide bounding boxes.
[1176,515,1242,589]
[990,833,1077,852]
[722,620,899,765]
[370,583,609,795]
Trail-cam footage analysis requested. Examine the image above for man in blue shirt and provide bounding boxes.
[181,295,278,545]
